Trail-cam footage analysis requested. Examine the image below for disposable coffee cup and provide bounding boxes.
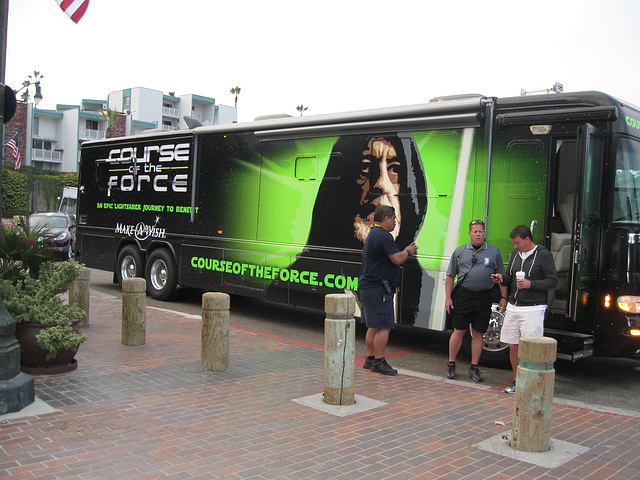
[516,271,525,280]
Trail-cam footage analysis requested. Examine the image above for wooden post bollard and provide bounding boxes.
[511,336,557,452]
[69,268,90,327]
[324,294,356,406]
[201,292,229,372]
[122,277,146,346]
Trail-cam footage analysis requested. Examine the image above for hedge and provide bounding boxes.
[1,167,78,218]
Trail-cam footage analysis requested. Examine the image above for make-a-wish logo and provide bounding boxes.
[115,216,166,240]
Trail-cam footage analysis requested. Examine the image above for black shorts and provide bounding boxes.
[452,287,492,333]
[360,286,395,329]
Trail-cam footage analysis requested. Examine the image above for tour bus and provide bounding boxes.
[76,91,640,364]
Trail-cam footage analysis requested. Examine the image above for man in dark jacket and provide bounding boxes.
[493,225,557,394]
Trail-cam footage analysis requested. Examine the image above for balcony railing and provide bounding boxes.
[162,107,181,118]
[79,128,106,140]
[32,149,62,163]
[162,125,180,131]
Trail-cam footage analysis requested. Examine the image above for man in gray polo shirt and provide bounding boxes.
[444,220,508,381]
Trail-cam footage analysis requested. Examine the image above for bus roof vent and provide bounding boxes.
[254,113,293,121]
[429,94,484,103]
[184,116,203,128]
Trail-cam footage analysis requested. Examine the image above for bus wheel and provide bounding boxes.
[146,249,178,301]
[116,246,144,286]
[478,307,510,366]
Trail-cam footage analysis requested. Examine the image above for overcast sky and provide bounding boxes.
[5,0,640,123]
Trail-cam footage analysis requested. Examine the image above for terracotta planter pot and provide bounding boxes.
[15,322,80,374]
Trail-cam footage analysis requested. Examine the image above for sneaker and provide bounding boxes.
[469,366,483,382]
[363,355,374,369]
[370,357,398,375]
[504,380,516,394]
[445,362,456,379]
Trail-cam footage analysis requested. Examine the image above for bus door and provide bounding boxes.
[567,124,605,322]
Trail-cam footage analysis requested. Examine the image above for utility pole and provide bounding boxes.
[0,0,35,415]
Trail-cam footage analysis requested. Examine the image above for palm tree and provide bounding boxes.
[101,106,120,128]
[296,105,308,116]
[101,106,121,137]
[229,87,241,108]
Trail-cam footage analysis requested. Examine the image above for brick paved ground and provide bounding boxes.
[1,294,640,479]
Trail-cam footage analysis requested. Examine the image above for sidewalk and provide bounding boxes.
[1,292,639,480]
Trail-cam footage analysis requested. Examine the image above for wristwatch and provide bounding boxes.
[406,249,412,256]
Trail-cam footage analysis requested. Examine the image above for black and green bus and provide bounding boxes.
[76,91,640,364]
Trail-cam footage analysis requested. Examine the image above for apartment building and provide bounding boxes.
[3,86,237,173]
[108,87,236,131]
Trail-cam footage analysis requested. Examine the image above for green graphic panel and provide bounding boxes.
[257,137,338,252]
[416,131,461,198]
[412,130,476,267]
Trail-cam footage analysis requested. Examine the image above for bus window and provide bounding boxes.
[295,156,317,181]
[294,154,340,181]
[583,134,603,219]
[506,140,545,199]
[415,131,459,198]
[613,137,640,223]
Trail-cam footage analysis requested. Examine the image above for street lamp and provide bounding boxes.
[33,81,43,105]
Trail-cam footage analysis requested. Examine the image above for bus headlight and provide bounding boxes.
[617,295,640,314]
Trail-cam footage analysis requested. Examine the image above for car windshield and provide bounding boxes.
[29,215,68,229]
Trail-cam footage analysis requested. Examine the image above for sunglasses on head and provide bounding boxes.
[471,220,484,226]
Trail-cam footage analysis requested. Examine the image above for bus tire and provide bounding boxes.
[461,306,510,367]
[116,245,144,287]
[146,249,178,301]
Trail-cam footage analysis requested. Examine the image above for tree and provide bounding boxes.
[229,86,241,108]
[296,105,308,116]
[101,106,122,138]
[101,106,120,130]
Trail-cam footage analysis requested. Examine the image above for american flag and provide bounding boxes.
[55,0,90,24]
[5,132,21,170]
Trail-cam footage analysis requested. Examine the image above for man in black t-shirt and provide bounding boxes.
[359,205,418,375]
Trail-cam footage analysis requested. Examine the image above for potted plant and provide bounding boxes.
[0,218,87,374]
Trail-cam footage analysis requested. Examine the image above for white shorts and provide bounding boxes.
[500,303,546,344]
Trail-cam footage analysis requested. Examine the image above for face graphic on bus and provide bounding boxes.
[302,133,426,254]
[353,138,403,242]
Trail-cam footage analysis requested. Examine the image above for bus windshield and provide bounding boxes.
[613,137,640,223]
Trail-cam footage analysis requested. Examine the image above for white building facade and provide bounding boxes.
[16,87,237,173]
[108,87,237,132]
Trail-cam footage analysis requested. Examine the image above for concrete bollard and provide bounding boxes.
[69,268,91,327]
[324,294,356,406]
[121,277,147,346]
[511,336,557,452]
[201,292,230,372]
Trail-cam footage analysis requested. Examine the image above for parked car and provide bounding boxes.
[27,212,76,260]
